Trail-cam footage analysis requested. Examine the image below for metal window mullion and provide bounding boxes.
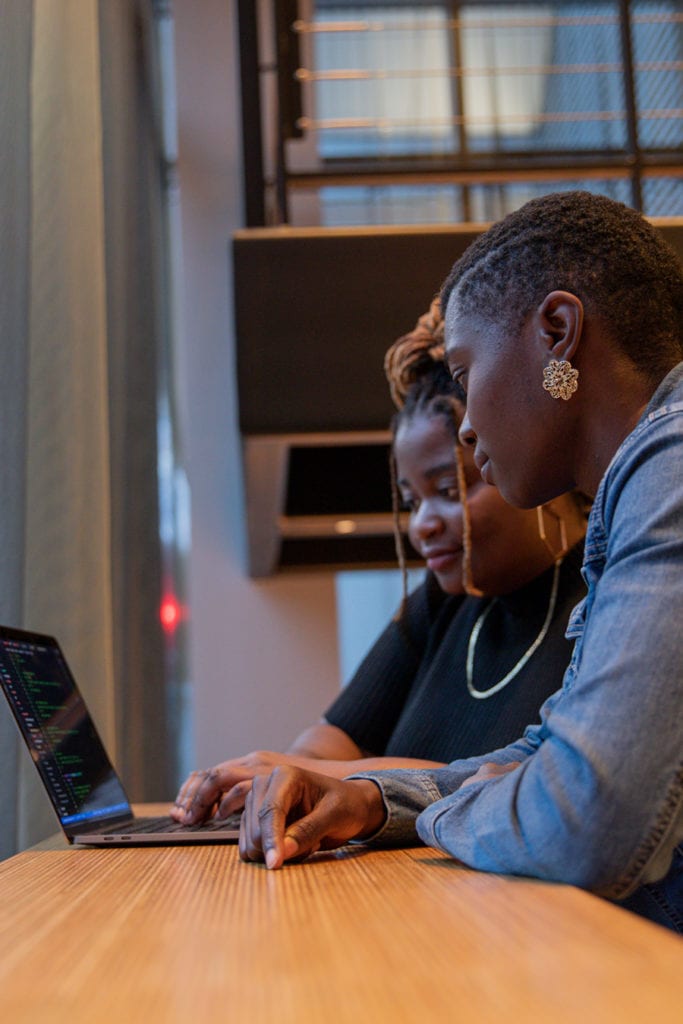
[237,0,267,226]
[449,1,470,221]
[618,0,643,210]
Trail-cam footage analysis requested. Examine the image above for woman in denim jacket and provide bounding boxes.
[173,301,587,821]
[238,191,683,933]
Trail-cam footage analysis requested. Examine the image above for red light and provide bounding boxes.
[160,595,183,634]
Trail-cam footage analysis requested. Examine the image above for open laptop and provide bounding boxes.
[0,624,240,845]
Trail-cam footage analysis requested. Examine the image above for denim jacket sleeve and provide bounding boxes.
[353,369,683,900]
[348,699,554,844]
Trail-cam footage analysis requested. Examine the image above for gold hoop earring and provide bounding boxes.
[536,505,569,563]
[454,440,483,597]
[542,359,579,401]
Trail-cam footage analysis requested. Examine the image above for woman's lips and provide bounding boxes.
[480,459,493,484]
[425,550,460,573]
[474,449,492,483]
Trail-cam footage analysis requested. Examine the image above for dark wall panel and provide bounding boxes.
[234,222,683,437]
[234,226,483,434]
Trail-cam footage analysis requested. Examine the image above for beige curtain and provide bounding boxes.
[0,0,174,856]
[19,0,118,848]
[0,0,33,856]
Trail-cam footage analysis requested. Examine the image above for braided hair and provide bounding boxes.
[384,297,482,616]
[441,190,683,384]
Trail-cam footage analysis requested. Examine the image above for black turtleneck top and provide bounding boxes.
[325,541,586,762]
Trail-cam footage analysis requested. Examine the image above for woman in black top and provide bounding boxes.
[173,299,588,826]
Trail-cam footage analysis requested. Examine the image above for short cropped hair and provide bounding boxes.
[441,191,683,383]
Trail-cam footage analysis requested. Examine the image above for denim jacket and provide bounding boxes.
[353,362,683,933]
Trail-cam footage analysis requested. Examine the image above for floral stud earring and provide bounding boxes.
[542,359,579,400]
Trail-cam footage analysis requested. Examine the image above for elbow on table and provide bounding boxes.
[549,825,680,900]
[420,760,683,899]
[547,846,632,897]
[426,807,648,898]
[524,794,681,898]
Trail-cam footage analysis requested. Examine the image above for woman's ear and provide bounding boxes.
[537,290,584,362]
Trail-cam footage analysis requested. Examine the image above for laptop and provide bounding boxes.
[0,624,240,845]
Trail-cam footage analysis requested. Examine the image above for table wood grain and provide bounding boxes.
[0,807,680,1023]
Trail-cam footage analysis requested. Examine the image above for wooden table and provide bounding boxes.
[0,807,681,1023]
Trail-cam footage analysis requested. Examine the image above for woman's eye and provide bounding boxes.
[437,483,459,501]
[451,373,467,403]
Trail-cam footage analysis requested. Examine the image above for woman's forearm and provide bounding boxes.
[286,721,366,760]
[281,753,447,780]
[287,723,446,776]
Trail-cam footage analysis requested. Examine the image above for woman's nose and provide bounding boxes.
[413,504,443,539]
[458,409,477,448]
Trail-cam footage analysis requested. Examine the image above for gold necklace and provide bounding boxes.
[466,559,562,700]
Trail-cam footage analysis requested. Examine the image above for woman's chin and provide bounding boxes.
[433,568,466,596]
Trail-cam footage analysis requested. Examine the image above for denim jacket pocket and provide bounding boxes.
[563,597,586,689]
[564,521,607,686]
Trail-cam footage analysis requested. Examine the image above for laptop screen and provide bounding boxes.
[0,626,132,831]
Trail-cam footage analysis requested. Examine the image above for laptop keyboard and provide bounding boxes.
[112,813,242,834]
